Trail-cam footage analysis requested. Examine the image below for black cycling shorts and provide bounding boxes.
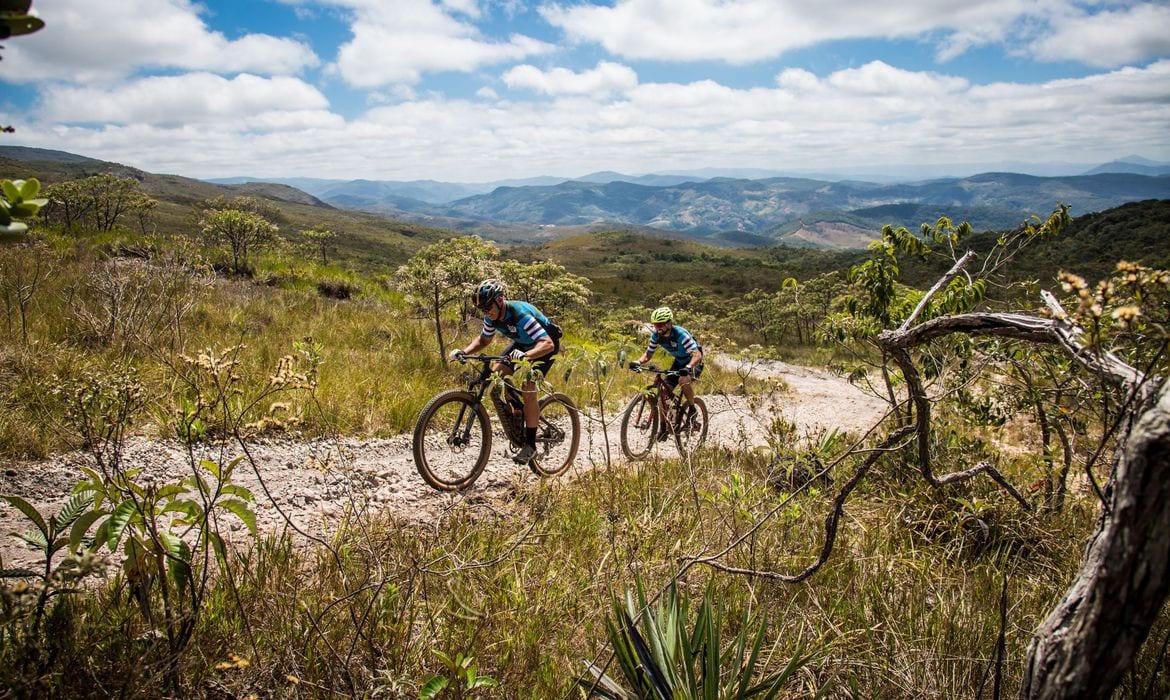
[665,358,703,389]
[503,342,557,379]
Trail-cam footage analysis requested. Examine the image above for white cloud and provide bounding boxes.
[539,0,1028,64]
[10,60,1169,182]
[540,0,1170,67]
[327,0,554,86]
[503,61,638,96]
[1031,3,1170,67]
[40,74,332,127]
[2,0,318,83]
[825,61,970,96]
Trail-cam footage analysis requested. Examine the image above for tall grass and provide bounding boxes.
[3,227,1164,697]
[2,435,1129,697]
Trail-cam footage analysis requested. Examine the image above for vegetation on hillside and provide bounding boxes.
[1,168,1169,696]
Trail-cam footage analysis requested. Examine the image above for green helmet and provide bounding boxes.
[650,306,673,323]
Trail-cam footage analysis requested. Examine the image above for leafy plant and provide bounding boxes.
[420,650,498,699]
[580,581,822,699]
[0,178,48,234]
[0,491,106,630]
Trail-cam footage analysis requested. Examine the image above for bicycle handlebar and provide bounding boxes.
[628,362,689,377]
[454,353,512,363]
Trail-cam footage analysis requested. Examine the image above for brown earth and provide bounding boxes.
[0,358,887,571]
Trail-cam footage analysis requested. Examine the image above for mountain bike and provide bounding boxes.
[412,354,581,491]
[619,363,709,459]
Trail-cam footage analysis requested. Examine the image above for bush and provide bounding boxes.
[317,278,359,300]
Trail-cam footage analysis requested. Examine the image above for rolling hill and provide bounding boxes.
[4,146,1169,253]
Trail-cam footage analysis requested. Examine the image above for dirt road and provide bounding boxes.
[0,358,887,570]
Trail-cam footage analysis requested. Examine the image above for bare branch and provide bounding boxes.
[898,249,977,332]
[687,425,915,583]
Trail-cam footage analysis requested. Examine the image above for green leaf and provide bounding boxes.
[17,178,40,200]
[69,510,104,553]
[169,555,192,599]
[420,676,449,699]
[1,180,20,203]
[15,530,48,551]
[9,202,41,218]
[161,498,203,520]
[200,459,222,480]
[218,498,257,536]
[221,484,255,502]
[106,499,139,550]
[154,484,187,500]
[1,494,47,539]
[54,490,95,530]
[208,530,228,565]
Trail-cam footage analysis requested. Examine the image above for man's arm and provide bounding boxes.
[524,336,555,359]
[686,348,703,370]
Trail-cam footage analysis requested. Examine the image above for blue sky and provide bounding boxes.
[1,0,1168,183]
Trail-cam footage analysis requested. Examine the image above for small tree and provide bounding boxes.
[395,236,498,363]
[200,207,277,276]
[0,242,52,345]
[42,174,155,233]
[497,259,591,317]
[301,226,337,265]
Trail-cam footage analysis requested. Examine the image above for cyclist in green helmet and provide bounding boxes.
[632,306,704,441]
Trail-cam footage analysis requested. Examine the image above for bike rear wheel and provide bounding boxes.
[620,392,658,460]
[529,392,581,476]
[413,390,492,491]
[673,396,709,456]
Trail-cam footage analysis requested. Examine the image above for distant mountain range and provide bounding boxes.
[4,146,1169,249]
[218,169,1169,249]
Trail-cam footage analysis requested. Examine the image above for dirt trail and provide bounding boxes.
[0,358,887,570]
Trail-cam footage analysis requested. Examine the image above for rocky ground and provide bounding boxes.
[0,358,888,570]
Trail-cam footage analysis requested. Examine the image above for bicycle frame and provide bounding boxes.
[450,354,513,445]
[415,355,581,490]
[633,364,689,423]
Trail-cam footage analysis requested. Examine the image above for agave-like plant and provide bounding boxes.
[579,580,824,699]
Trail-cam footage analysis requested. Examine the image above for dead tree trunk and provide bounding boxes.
[874,300,1167,699]
[1020,380,1170,699]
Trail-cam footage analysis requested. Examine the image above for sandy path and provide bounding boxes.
[0,358,887,570]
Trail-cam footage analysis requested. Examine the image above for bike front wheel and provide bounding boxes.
[620,392,658,461]
[413,390,492,491]
[673,397,709,456]
[529,392,581,476]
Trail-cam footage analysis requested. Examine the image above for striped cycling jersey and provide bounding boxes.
[481,300,551,351]
[646,325,701,361]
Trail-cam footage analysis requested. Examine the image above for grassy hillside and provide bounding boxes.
[2,164,1169,697]
[895,198,1170,290]
[0,155,461,271]
[512,230,865,302]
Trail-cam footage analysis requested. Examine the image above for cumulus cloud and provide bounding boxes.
[539,0,1027,64]
[39,74,333,128]
[1030,3,1170,67]
[540,0,1170,67]
[328,0,554,86]
[3,0,318,83]
[503,61,638,97]
[19,58,1162,182]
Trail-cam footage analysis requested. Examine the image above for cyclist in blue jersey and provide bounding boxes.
[632,306,704,441]
[450,278,559,464]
